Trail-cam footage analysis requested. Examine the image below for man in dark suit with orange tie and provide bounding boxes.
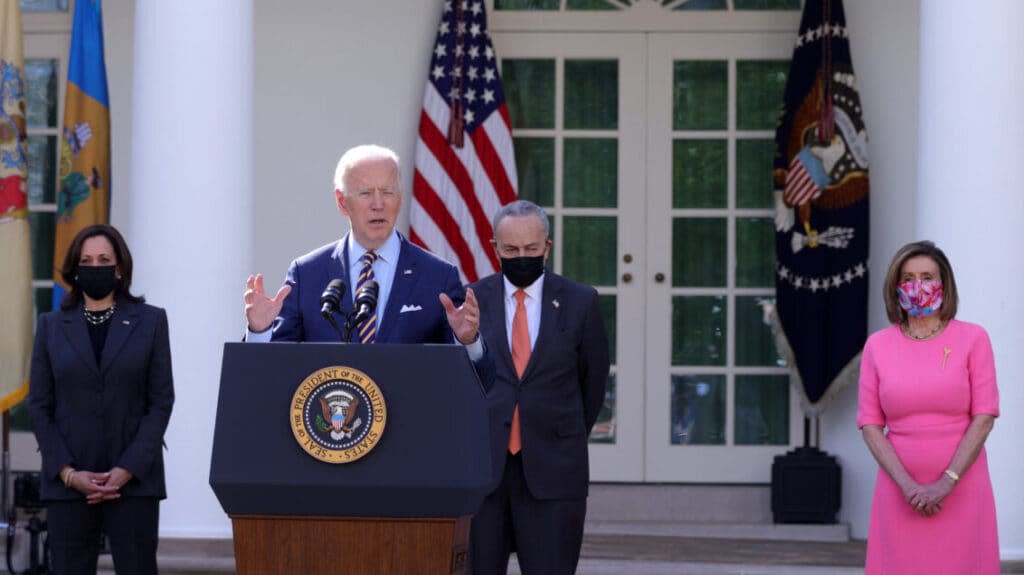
[469,200,610,574]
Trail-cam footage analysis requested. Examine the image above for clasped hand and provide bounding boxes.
[903,477,954,517]
[69,467,134,505]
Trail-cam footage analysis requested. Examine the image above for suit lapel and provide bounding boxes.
[100,301,141,374]
[60,308,99,374]
[525,274,562,379]
[480,275,514,376]
[334,236,354,313]
[376,238,415,341]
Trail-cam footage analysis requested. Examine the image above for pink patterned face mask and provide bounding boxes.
[897,279,943,318]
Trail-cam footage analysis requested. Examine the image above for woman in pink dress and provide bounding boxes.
[857,241,1000,574]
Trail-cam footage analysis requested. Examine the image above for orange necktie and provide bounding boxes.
[508,289,530,454]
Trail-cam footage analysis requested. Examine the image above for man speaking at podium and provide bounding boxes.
[469,200,610,574]
[242,145,492,383]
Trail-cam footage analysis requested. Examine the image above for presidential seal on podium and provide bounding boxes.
[290,366,387,463]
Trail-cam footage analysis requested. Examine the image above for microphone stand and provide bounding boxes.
[342,311,359,343]
[322,311,345,342]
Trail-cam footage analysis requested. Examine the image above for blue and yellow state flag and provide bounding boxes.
[53,0,109,307]
[0,0,32,410]
[769,0,869,415]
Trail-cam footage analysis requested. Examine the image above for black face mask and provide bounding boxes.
[500,256,546,288]
[77,265,119,301]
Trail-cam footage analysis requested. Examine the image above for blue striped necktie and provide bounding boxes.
[356,251,379,343]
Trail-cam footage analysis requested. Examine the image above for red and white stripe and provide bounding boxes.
[411,83,518,283]
[783,154,822,206]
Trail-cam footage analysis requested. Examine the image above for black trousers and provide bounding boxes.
[470,454,586,575]
[46,497,159,575]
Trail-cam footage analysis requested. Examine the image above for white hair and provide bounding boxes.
[333,144,400,194]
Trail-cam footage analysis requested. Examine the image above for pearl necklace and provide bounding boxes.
[902,320,944,340]
[84,304,116,326]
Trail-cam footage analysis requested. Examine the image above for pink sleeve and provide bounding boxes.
[969,326,1000,417]
[856,338,885,428]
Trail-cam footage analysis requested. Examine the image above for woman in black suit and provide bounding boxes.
[28,224,174,575]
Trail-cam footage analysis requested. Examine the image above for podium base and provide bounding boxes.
[231,515,471,575]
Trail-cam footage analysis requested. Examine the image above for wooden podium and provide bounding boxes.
[210,343,493,575]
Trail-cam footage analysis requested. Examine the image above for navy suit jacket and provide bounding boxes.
[268,234,495,385]
[28,300,175,501]
[471,272,610,500]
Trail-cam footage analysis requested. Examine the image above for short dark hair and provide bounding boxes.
[59,224,145,310]
[882,240,958,324]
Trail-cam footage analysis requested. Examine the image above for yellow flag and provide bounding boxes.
[0,0,32,411]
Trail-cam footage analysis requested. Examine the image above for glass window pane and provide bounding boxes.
[564,138,617,208]
[562,217,616,286]
[20,0,68,12]
[34,286,53,316]
[673,139,726,208]
[514,137,554,207]
[669,0,727,9]
[600,294,617,361]
[736,60,788,130]
[568,0,619,10]
[673,61,726,130]
[590,373,617,443]
[672,296,726,365]
[736,138,774,209]
[735,375,789,445]
[27,135,57,205]
[503,59,555,129]
[29,211,54,280]
[735,296,785,367]
[24,59,59,129]
[734,0,800,9]
[736,217,775,287]
[672,217,726,287]
[494,0,559,9]
[564,60,618,130]
[671,374,725,444]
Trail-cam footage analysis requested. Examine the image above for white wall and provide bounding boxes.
[251,0,440,283]
[820,0,921,541]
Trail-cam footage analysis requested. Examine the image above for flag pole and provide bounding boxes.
[2,410,9,520]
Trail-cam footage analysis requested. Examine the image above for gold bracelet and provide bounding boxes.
[943,469,960,483]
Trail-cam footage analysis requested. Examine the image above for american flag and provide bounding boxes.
[783,147,827,206]
[411,0,518,283]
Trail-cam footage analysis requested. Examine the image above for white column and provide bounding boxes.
[918,0,1024,560]
[128,1,252,537]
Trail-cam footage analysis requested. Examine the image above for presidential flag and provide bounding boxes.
[53,0,109,307]
[0,0,32,410]
[410,0,518,283]
[770,0,869,415]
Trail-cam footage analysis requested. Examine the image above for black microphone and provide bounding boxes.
[351,280,379,327]
[320,279,346,320]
